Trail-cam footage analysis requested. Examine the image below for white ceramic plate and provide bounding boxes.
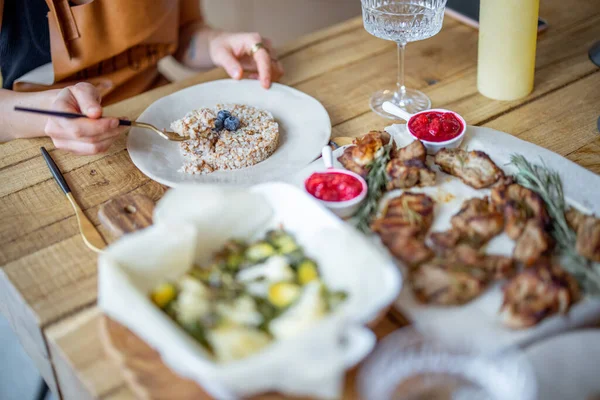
[127,79,331,187]
[525,330,600,400]
[289,125,600,352]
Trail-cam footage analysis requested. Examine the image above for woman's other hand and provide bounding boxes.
[209,32,284,89]
[44,83,128,155]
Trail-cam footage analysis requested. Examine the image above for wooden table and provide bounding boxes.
[1,0,599,398]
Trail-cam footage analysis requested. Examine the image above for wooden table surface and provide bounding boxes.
[1,0,600,398]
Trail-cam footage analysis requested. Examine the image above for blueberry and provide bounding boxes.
[213,118,224,131]
[217,110,231,121]
[224,116,240,131]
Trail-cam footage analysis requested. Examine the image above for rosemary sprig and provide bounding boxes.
[352,142,393,233]
[509,154,600,295]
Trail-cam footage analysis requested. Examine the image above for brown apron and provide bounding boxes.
[12,0,202,105]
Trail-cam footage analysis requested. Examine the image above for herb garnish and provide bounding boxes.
[509,154,600,295]
[352,142,393,233]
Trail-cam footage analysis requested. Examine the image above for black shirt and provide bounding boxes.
[0,0,51,89]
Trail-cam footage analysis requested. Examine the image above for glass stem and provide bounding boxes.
[395,41,407,106]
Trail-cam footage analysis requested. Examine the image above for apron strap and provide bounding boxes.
[45,0,80,58]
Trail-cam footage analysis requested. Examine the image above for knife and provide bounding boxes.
[40,147,106,252]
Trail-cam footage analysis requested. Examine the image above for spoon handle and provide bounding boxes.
[14,106,131,126]
[382,102,414,122]
[322,145,334,169]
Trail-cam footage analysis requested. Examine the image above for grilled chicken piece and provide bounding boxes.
[386,141,436,190]
[372,192,435,237]
[434,148,505,189]
[337,130,391,178]
[411,258,488,305]
[373,192,436,265]
[575,216,600,262]
[450,197,504,244]
[428,197,504,253]
[337,150,368,178]
[386,158,436,190]
[491,184,550,239]
[513,220,553,266]
[394,139,427,162]
[565,208,600,262]
[500,262,580,329]
[450,244,516,280]
[380,233,434,267]
[429,229,462,251]
[566,208,586,231]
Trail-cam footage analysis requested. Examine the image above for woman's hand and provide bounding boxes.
[208,31,283,89]
[44,83,128,155]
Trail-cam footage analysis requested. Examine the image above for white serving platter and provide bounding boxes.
[525,330,600,400]
[289,124,600,352]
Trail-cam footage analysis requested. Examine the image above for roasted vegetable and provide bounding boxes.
[149,228,347,362]
[297,260,319,285]
[325,290,348,311]
[285,249,306,266]
[150,282,177,308]
[245,242,276,263]
[226,253,244,271]
[266,230,298,252]
[268,282,301,308]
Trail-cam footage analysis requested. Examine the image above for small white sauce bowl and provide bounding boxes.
[406,108,467,154]
[382,102,467,154]
[304,147,368,219]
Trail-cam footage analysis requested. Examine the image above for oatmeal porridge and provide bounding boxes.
[171,104,279,175]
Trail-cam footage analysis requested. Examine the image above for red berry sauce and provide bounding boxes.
[408,111,463,142]
[305,172,363,202]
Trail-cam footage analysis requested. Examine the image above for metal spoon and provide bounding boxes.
[14,106,189,142]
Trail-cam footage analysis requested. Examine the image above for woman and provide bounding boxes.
[0,0,283,154]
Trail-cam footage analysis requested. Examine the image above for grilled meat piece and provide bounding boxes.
[394,139,427,163]
[411,258,489,305]
[450,244,516,280]
[386,158,436,190]
[500,262,580,329]
[386,159,421,189]
[386,141,436,190]
[566,208,586,231]
[337,130,391,178]
[565,208,600,262]
[372,192,435,237]
[575,216,600,262]
[337,150,368,178]
[429,229,462,252]
[491,184,550,239]
[428,197,504,253]
[434,148,504,189]
[451,197,504,244]
[429,243,515,280]
[380,233,434,267]
[513,220,553,266]
[373,192,436,266]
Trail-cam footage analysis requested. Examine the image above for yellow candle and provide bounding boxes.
[477,0,540,101]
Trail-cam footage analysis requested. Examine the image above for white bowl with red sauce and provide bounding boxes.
[383,102,467,154]
[304,147,367,218]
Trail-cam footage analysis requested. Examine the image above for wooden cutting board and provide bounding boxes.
[97,193,402,400]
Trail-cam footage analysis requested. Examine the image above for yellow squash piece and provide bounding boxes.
[151,283,177,308]
[268,282,301,308]
[245,242,276,262]
[297,260,319,285]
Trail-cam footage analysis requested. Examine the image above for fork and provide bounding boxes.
[14,106,189,142]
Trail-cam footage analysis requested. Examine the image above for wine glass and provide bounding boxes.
[361,0,447,118]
